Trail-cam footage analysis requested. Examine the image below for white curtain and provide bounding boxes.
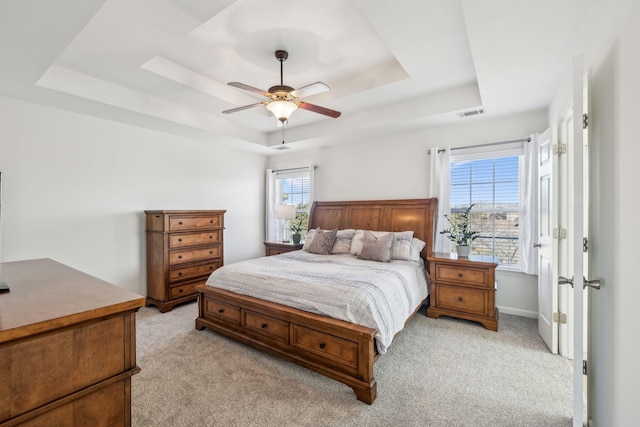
[521,135,539,274]
[265,169,277,242]
[429,147,451,253]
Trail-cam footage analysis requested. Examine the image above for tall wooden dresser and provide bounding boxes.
[145,210,225,312]
[0,258,145,426]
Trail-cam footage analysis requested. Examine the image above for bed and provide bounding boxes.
[195,198,437,404]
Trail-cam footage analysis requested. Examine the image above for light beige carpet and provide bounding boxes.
[132,303,572,427]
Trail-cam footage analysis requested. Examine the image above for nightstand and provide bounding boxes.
[264,241,303,256]
[427,252,499,331]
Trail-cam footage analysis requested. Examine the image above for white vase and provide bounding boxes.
[456,245,470,257]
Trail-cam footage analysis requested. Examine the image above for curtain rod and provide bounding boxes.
[271,165,318,173]
[427,137,531,154]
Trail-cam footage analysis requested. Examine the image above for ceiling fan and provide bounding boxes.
[222,50,341,123]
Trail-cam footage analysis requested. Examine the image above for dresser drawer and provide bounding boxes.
[170,245,221,265]
[170,260,221,282]
[292,325,358,368]
[169,230,222,248]
[432,264,492,288]
[204,298,241,325]
[169,280,201,299]
[169,214,223,231]
[243,310,289,343]
[436,285,489,316]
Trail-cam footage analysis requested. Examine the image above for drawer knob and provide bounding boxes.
[178,221,183,225]
[218,308,224,313]
[209,235,214,239]
[458,297,463,302]
[319,343,326,349]
[178,272,183,276]
[178,255,183,259]
[179,289,183,293]
[210,251,213,254]
[458,273,463,278]
[210,220,214,223]
[178,238,183,242]
[261,323,268,329]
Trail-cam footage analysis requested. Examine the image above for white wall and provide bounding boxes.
[548,0,640,424]
[269,110,547,318]
[0,97,267,296]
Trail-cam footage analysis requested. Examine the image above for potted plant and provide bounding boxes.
[289,214,305,244]
[440,204,479,257]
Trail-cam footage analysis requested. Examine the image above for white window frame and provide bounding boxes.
[449,147,524,272]
[266,167,313,243]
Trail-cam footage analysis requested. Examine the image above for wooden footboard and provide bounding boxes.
[195,285,378,404]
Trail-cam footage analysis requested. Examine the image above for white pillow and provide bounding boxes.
[302,229,316,250]
[409,237,427,261]
[390,231,414,260]
[331,229,355,254]
[350,230,415,260]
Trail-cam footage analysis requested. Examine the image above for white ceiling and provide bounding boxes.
[0,0,592,154]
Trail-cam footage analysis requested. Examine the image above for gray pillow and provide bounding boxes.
[306,228,338,255]
[358,231,393,262]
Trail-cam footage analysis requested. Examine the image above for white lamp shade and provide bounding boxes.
[276,204,296,220]
[266,100,298,122]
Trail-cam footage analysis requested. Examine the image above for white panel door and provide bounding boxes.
[537,129,557,353]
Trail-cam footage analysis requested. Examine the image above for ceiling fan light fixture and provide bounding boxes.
[267,100,298,122]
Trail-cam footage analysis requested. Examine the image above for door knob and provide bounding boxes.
[558,276,574,287]
[583,277,601,290]
[532,243,542,248]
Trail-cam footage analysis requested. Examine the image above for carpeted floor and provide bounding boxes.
[132,303,573,427]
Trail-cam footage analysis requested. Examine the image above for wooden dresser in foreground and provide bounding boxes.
[0,258,145,426]
[264,241,303,256]
[145,210,225,312]
[427,252,499,331]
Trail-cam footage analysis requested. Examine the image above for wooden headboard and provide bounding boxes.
[308,198,438,258]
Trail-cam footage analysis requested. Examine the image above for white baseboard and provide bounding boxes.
[497,305,537,319]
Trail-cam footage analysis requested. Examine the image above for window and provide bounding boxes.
[267,167,312,242]
[449,150,523,268]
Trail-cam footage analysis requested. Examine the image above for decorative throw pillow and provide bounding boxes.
[409,237,427,261]
[331,229,356,254]
[358,231,393,262]
[305,228,338,255]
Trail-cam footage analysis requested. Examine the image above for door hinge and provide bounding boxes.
[583,237,589,252]
[553,312,567,324]
[583,360,588,375]
[583,113,589,129]
[553,228,567,240]
[553,143,567,155]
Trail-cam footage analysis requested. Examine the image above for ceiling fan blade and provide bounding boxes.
[222,102,267,114]
[298,102,341,118]
[228,82,271,97]
[291,82,330,98]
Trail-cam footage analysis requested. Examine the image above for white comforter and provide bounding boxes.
[205,250,429,354]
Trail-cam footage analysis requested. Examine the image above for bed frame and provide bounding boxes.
[195,198,437,404]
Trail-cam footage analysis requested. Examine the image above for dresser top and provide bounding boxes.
[428,252,499,267]
[0,258,145,343]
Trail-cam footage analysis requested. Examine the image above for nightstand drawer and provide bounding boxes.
[432,264,492,288]
[436,285,488,316]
